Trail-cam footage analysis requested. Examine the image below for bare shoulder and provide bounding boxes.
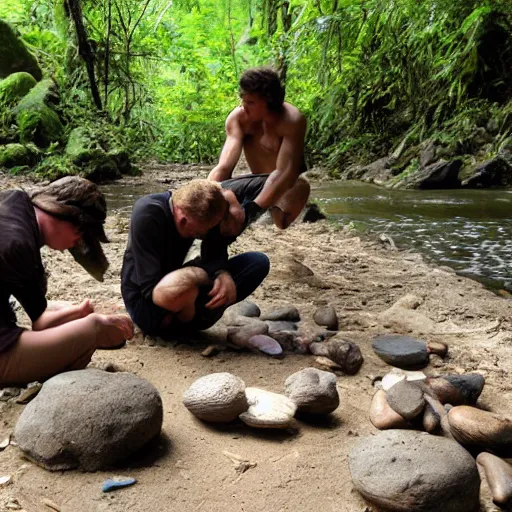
[281,102,306,134]
[225,106,248,134]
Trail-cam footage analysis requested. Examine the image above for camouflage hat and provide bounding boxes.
[29,176,110,281]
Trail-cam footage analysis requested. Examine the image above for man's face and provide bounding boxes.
[46,218,82,251]
[240,92,269,121]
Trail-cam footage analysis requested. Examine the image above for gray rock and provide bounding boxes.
[385,379,425,420]
[400,159,462,189]
[349,430,480,512]
[284,368,339,415]
[372,334,429,370]
[461,155,512,188]
[233,300,261,318]
[14,370,163,471]
[261,306,300,322]
[266,320,298,332]
[313,305,339,331]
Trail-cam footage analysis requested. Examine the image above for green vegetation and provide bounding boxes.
[0,0,511,183]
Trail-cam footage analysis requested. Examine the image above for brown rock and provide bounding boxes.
[369,390,410,430]
[477,452,512,508]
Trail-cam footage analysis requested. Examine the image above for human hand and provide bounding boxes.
[220,189,245,237]
[205,272,237,309]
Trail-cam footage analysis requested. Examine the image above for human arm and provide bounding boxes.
[219,189,245,237]
[208,110,244,182]
[253,113,307,209]
[32,299,94,331]
[205,271,237,309]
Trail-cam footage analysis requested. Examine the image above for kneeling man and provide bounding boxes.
[121,179,269,338]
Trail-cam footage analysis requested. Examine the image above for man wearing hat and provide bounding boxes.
[0,176,134,385]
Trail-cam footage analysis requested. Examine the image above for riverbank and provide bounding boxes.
[1,167,511,512]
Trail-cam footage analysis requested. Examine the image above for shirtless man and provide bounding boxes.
[208,67,310,230]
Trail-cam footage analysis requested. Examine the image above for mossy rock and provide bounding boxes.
[14,79,63,148]
[0,72,36,108]
[0,20,42,81]
[34,154,80,181]
[0,143,39,168]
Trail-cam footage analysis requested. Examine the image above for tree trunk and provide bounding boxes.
[66,0,102,110]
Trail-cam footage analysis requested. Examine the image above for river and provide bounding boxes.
[102,179,512,292]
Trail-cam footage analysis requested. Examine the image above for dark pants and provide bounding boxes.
[125,251,270,337]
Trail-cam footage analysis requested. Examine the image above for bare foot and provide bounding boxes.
[95,314,134,348]
[78,299,95,318]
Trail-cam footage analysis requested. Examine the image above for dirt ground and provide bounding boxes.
[0,166,511,512]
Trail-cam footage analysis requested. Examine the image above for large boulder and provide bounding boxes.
[461,155,512,188]
[399,160,463,189]
[13,79,63,147]
[0,72,36,108]
[349,430,481,511]
[0,20,42,81]
[14,369,163,471]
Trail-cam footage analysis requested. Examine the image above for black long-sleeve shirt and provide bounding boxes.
[121,191,229,306]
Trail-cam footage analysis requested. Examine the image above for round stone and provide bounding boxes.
[349,430,480,512]
[14,369,163,471]
[372,334,429,369]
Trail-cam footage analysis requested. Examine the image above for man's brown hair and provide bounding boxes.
[173,179,227,222]
[239,67,285,112]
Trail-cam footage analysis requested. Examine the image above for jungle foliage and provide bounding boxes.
[1,0,511,171]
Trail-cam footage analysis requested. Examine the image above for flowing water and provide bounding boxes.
[103,180,512,292]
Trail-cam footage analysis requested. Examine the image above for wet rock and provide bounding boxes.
[477,452,512,508]
[425,374,485,405]
[385,379,425,420]
[227,321,269,348]
[369,390,410,430]
[284,368,339,415]
[381,368,426,391]
[260,305,300,322]
[309,338,363,375]
[372,334,430,370]
[400,159,463,189]
[302,202,327,223]
[313,305,339,331]
[183,373,248,423]
[448,406,512,453]
[14,369,163,471]
[461,155,512,188]
[0,20,42,80]
[247,335,283,357]
[239,388,296,429]
[349,430,481,512]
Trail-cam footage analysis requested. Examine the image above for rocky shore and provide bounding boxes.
[0,167,511,512]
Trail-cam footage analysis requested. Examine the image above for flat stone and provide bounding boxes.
[14,370,163,471]
[260,306,300,322]
[247,335,283,357]
[239,388,296,429]
[349,430,480,512]
[372,334,429,369]
[284,368,339,415]
[385,379,425,420]
[381,368,426,391]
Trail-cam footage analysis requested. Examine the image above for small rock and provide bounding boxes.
[284,368,339,415]
[183,373,248,423]
[477,452,512,508]
[15,382,42,404]
[369,389,410,430]
[0,475,12,486]
[201,345,224,357]
[0,435,10,450]
[266,320,298,332]
[448,406,512,452]
[425,374,484,405]
[385,379,425,420]
[247,335,283,357]
[0,388,20,401]
[423,401,441,434]
[260,306,300,322]
[426,340,448,357]
[381,368,426,391]
[102,477,137,492]
[41,498,60,511]
[372,334,429,370]
[233,301,261,318]
[309,338,363,375]
[349,430,481,512]
[313,305,339,331]
[314,356,342,373]
[239,388,296,429]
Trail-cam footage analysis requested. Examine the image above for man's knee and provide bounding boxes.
[152,267,209,312]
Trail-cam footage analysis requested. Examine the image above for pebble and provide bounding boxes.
[0,388,20,401]
[15,382,42,404]
[247,335,283,357]
[309,339,363,375]
[372,334,429,370]
[369,390,410,430]
[313,305,339,331]
[260,306,301,322]
[0,435,10,450]
[0,475,12,486]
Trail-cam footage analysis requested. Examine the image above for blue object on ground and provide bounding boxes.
[102,477,137,492]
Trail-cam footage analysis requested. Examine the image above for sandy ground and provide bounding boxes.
[0,166,511,512]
